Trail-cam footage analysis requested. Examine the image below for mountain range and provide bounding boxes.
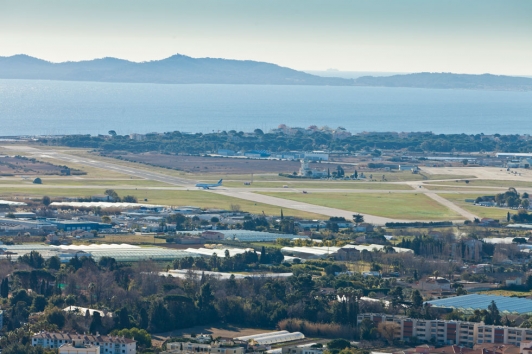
[1,54,531,91]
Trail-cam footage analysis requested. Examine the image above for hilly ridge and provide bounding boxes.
[1,54,532,90]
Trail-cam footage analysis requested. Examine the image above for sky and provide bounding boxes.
[1,0,531,75]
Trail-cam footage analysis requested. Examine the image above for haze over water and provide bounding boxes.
[1,79,531,136]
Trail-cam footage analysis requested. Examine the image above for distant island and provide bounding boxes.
[1,54,532,90]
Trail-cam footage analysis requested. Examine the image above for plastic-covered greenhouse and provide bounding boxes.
[251,332,305,345]
[1,243,199,262]
[426,294,532,314]
[235,331,289,341]
[184,230,309,242]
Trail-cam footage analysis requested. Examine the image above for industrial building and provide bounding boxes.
[49,221,112,232]
[358,313,532,347]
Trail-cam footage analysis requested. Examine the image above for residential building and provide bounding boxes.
[163,341,245,354]
[32,332,136,354]
[59,340,100,354]
[357,314,532,347]
[282,345,324,354]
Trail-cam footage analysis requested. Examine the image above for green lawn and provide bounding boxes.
[426,179,532,189]
[0,186,324,219]
[0,178,171,187]
[437,193,509,220]
[258,192,464,220]
[422,184,500,192]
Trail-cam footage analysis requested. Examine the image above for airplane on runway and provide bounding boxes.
[195,179,223,189]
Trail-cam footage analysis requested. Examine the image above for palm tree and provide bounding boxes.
[88,282,95,306]
[353,214,364,227]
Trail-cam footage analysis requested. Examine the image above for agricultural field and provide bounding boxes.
[258,192,464,220]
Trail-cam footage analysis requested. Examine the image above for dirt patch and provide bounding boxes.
[107,153,307,174]
[0,155,84,176]
[155,324,274,341]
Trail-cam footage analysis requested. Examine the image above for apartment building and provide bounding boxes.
[32,332,136,354]
[357,314,532,347]
[163,341,245,354]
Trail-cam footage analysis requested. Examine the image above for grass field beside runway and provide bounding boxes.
[0,187,324,219]
[437,193,510,220]
[425,179,532,189]
[257,192,463,220]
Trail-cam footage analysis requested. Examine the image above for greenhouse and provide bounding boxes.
[182,247,254,258]
[185,230,309,242]
[235,331,289,341]
[251,332,305,345]
[1,243,199,262]
[425,294,532,315]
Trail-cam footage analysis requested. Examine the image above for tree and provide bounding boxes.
[19,251,45,269]
[411,289,423,308]
[108,130,117,137]
[31,295,47,312]
[46,256,61,270]
[117,307,130,329]
[122,195,137,203]
[456,287,467,296]
[327,339,351,350]
[101,215,112,224]
[33,177,42,184]
[89,311,104,334]
[112,328,151,348]
[353,214,364,227]
[1,278,9,298]
[88,282,96,306]
[485,300,501,325]
[104,189,120,202]
[42,196,51,207]
[378,322,399,343]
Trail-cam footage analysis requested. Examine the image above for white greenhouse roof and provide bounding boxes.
[161,270,292,280]
[182,247,254,258]
[235,331,288,341]
[187,230,308,242]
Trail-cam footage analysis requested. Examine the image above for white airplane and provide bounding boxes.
[195,179,223,189]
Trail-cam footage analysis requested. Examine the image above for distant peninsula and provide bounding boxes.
[1,54,531,90]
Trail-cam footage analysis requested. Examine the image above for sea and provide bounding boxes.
[0,79,531,136]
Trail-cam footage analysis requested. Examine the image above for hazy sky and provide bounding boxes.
[1,0,531,75]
